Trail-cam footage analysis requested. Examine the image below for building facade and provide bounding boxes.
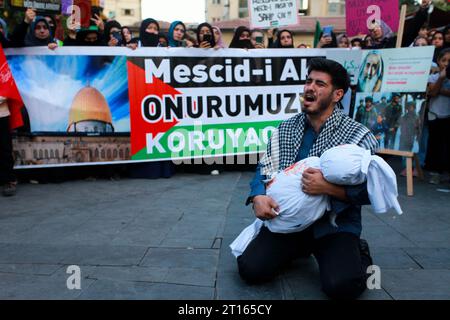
[102,0,142,26]
[205,0,345,23]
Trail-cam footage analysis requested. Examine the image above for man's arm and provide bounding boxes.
[302,168,370,206]
[246,162,266,205]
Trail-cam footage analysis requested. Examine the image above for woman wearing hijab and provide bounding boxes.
[229,26,253,49]
[212,26,226,48]
[139,18,160,47]
[103,20,122,46]
[24,16,57,49]
[74,26,102,46]
[167,21,193,47]
[273,29,294,48]
[337,34,350,48]
[196,22,216,49]
[367,19,396,49]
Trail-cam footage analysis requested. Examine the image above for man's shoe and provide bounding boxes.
[2,182,17,197]
[359,238,373,265]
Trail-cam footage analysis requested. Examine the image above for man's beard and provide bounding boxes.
[302,93,334,115]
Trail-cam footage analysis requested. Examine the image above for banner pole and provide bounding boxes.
[396,4,407,48]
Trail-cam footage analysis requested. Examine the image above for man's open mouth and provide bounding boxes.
[304,93,316,102]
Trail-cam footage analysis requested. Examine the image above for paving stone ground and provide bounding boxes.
[0,159,449,300]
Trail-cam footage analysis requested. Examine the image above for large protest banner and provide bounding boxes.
[5,47,131,168]
[5,46,432,168]
[346,0,399,37]
[352,46,434,152]
[127,48,324,163]
[248,0,298,29]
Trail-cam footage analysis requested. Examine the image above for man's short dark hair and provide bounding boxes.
[365,96,373,102]
[307,58,350,93]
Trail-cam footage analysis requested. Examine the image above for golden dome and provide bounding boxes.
[68,86,112,127]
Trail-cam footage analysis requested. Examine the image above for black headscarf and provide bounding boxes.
[196,22,216,48]
[76,27,101,46]
[139,18,160,47]
[103,20,122,45]
[24,16,54,46]
[274,29,294,48]
[229,26,253,49]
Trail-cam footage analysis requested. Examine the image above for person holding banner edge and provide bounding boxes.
[238,58,379,300]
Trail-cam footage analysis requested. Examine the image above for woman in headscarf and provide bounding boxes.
[212,26,226,48]
[103,20,122,46]
[139,18,160,47]
[167,21,193,47]
[273,29,294,48]
[366,19,396,49]
[74,26,102,46]
[24,16,57,49]
[337,34,350,48]
[229,26,253,49]
[196,22,216,49]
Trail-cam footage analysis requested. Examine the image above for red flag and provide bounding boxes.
[0,44,24,130]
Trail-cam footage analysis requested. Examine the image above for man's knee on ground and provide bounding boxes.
[322,275,366,300]
[237,255,275,284]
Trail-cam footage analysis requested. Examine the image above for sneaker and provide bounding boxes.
[429,173,440,185]
[210,170,220,176]
[2,182,17,197]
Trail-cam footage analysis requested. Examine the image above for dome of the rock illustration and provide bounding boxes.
[67,85,114,133]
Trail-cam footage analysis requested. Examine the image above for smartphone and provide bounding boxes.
[323,25,334,37]
[255,36,263,44]
[111,31,122,44]
[203,33,212,43]
[179,40,187,47]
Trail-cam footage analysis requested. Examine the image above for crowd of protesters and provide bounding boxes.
[0,1,449,196]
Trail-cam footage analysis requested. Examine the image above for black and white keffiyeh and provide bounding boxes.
[260,107,379,177]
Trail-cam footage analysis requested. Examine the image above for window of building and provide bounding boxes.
[122,8,134,16]
[239,0,248,18]
[328,0,345,16]
[55,149,59,158]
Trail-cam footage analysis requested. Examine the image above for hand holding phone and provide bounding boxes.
[323,25,333,37]
[111,31,122,44]
[255,36,263,44]
[203,33,212,43]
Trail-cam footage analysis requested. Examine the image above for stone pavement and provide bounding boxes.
[0,161,449,300]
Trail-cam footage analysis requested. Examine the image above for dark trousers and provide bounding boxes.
[237,226,371,300]
[425,117,450,173]
[0,116,15,184]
